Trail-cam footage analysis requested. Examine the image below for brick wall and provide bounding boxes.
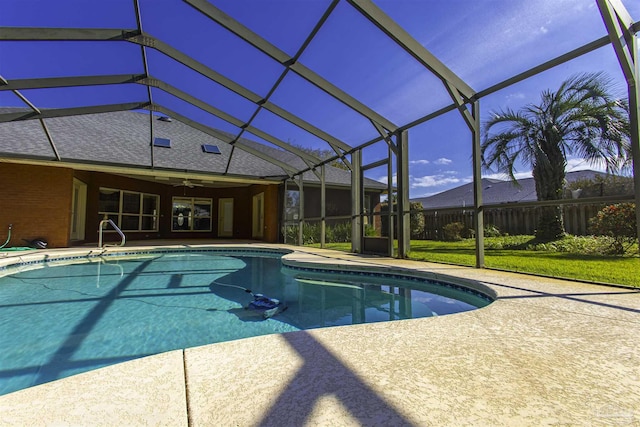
[0,163,73,248]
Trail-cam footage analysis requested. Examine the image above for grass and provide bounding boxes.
[309,238,640,288]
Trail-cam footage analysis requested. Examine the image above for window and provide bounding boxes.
[153,137,171,148]
[284,189,299,221]
[98,188,159,231]
[172,197,212,232]
[201,144,221,154]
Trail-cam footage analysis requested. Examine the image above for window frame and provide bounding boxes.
[98,187,160,232]
[171,197,213,232]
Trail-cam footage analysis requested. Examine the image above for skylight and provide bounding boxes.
[201,144,221,154]
[153,137,171,148]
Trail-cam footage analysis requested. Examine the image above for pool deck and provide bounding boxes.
[1,242,639,426]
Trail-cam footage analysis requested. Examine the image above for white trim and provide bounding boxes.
[70,178,87,240]
[218,198,234,237]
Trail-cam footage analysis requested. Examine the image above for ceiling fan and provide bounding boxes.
[173,179,204,188]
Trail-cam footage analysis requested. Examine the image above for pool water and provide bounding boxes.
[0,252,490,396]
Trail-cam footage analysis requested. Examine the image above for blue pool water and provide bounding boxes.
[0,251,491,396]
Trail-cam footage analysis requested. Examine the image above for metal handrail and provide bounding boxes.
[98,219,126,248]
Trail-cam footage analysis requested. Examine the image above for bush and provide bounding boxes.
[281,225,298,244]
[484,224,501,237]
[281,223,319,245]
[589,203,637,254]
[379,201,426,238]
[442,222,466,241]
[327,222,351,243]
[364,224,378,237]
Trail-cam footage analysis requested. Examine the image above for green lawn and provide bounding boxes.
[310,239,640,287]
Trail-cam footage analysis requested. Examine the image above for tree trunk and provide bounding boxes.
[532,144,566,240]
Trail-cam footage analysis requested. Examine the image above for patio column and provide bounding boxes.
[472,101,485,268]
[283,178,288,243]
[321,164,326,248]
[298,175,304,246]
[351,150,362,253]
[597,0,640,248]
[396,130,410,258]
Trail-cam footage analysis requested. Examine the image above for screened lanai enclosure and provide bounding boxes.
[0,1,639,274]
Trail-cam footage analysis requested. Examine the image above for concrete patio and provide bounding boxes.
[0,244,638,426]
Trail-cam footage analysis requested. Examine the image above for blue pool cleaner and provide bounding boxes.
[210,280,287,319]
[247,293,287,319]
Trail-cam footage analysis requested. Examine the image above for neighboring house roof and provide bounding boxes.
[412,170,607,209]
[0,109,386,190]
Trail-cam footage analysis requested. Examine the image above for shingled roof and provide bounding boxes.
[0,109,386,190]
[412,170,607,209]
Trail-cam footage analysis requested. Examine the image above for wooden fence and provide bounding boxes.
[418,202,619,240]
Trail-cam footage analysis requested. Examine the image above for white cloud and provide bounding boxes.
[483,171,533,181]
[434,158,452,165]
[411,175,461,188]
[505,92,526,102]
[410,159,430,165]
[481,157,615,183]
[566,157,607,173]
[539,26,549,34]
[376,174,397,186]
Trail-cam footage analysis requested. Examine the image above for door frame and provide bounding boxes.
[252,192,264,239]
[70,178,87,240]
[217,198,234,237]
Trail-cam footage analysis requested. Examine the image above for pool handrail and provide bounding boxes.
[98,219,126,248]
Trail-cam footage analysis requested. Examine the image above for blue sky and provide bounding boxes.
[1,0,639,198]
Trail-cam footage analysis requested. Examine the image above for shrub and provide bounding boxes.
[281,225,298,243]
[327,222,351,243]
[379,201,426,238]
[442,222,466,241]
[484,224,501,237]
[281,223,319,245]
[589,203,637,254]
[364,224,378,237]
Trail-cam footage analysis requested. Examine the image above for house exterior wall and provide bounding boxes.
[83,172,281,244]
[0,163,379,248]
[0,163,73,248]
[0,164,283,248]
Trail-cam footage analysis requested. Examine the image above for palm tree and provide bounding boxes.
[482,72,631,240]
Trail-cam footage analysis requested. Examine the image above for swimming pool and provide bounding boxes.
[0,248,492,396]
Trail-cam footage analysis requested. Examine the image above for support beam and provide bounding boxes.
[133,0,155,169]
[352,32,623,161]
[371,120,397,155]
[321,165,326,248]
[126,33,353,154]
[283,179,289,243]
[38,119,61,161]
[351,150,362,253]
[9,88,57,162]
[183,0,398,133]
[347,0,474,100]
[387,144,394,257]
[0,74,146,91]
[137,78,323,164]
[597,0,640,249]
[0,102,150,123]
[0,27,139,41]
[471,102,485,268]
[396,131,410,258]
[150,105,298,176]
[298,175,304,246]
[261,102,352,153]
